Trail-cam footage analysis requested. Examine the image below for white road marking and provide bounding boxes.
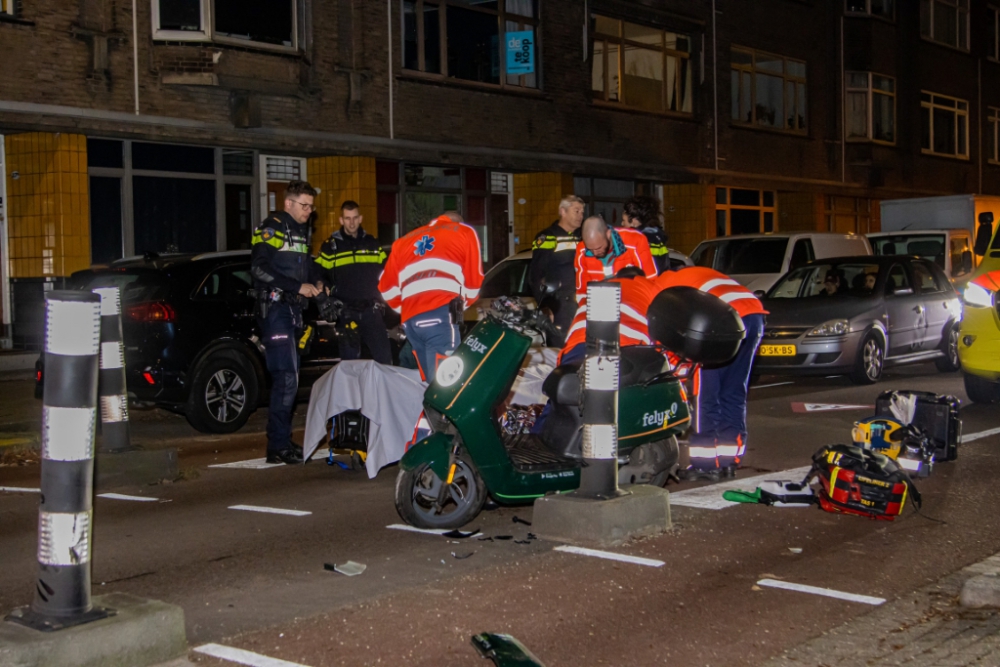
[209,458,283,470]
[752,381,795,389]
[386,524,451,536]
[194,643,311,667]
[961,427,1000,443]
[670,466,813,510]
[791,402,873,413]
[97,493,158,502]
[228,505,311,517]
[757,578,885,605]
[554,545,664,567]
[0,486,40,493]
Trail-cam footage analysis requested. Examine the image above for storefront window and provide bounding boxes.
[715,187,777,235]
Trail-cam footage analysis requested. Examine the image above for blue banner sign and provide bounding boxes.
[506,30,535,75]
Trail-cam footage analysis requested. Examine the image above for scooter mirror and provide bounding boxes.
[647,286,746,368]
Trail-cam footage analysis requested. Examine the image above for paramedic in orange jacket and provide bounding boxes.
[574,216,658,301]
[653,266,767,481]
[378,213,483,380]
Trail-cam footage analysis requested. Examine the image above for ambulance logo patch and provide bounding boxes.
[414,235,435,256]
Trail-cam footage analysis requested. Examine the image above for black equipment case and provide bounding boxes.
[875,391,960,462]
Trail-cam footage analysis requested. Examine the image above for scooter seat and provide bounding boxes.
[619,346,670,387]
[542,364,581,404]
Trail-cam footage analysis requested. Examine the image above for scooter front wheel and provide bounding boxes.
[394,453,487,529]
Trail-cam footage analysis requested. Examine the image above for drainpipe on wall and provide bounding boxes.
[0,137,11,348]
[132,0,140,115]
[388,0,394,140]
[712,0,718,172]
[979,58,983,194]
[840,14,845,184]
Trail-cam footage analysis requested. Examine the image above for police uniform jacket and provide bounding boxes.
[641,225,671,274]
[528,221,581,301]
[250,211,318,299]
[315,227,387,307]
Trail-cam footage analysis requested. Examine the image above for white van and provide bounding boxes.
[689,232,873,293]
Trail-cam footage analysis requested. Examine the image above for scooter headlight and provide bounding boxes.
[435,355,465,387]
[964,283,994,308]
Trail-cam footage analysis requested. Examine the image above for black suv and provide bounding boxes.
[36,251,382,433]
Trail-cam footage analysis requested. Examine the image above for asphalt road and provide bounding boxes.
[1,364,999,666]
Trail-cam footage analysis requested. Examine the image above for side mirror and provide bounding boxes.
[975,212,994,256]
[753,289,766,298]
[961,250,973,274]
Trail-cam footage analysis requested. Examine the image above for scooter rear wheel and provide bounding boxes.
[394,453,487,529]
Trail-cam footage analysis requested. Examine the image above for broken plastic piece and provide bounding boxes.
[451,551,475,559]
[494,535,514,541]
[443,528,481,539]
[512,516,532,526]
[472,632,547,667]
[478,537,494,542]
[324,561,366,576]
[514,540,531,545]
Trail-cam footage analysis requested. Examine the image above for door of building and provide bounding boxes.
[489,194,510,267]
[226,184,254,250]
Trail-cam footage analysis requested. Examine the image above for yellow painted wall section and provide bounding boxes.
[4,133,90,278]
[512,172,574,253]
[779,192,824,232]
[307,156,377,253]
[661,183,715,254]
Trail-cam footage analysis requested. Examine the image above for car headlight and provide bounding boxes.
[964,283,994,308]
[435,355,465,387]
[807,319,850,337]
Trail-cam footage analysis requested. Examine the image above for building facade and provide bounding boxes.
[0,0,995,346]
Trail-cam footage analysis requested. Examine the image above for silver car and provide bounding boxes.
[755,256,962,384]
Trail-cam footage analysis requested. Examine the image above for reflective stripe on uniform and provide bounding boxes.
[399,257,467,286]
[720,292,759,303]
[699,278,742,292]
[689,446,718,458]
[401,277,464,300]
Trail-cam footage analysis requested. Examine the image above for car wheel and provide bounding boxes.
[850,332,884,385]
[934,324,961,372]
[964,372,1000,404]
[185,351,258,433]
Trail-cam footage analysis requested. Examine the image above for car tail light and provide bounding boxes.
[36,370,42,383]
[126,301,176,323]
[142,371,156,385]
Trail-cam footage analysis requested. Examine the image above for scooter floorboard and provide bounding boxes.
[504,433,579,472]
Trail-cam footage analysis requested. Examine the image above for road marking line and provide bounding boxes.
[228,505,311,517]
[670,466,813,510]
[0,486,40,493]
[386,524,451,536]
[752,381,794,389]
[791,402,873,413]
[961,427,1000,443]
[97,493,159,502]
[757,578,885,605]
[194,643,311,667]
[209,458,283,470]
[554,545,664,567]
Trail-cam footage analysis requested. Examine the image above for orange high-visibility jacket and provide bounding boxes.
[574,228,657,301]
[378,216,484,323]
[559,275,661,363]
[652,266,768,318]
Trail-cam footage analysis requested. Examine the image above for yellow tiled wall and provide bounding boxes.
[4,133,90,278]
[661,183,715,254]
[306,156,377,253]
[779,192,825,232]
[512,172,574,253]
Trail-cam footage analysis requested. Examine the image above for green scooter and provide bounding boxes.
[394,287,745,528]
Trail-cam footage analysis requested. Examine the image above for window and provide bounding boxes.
[715,187,777,235]
[989,107,1000,163]
[885,264,911,295]
[990,6,1000,60]
[951,235,972,275]
[827,197,873,234]
[590,16,693,115]
[194,265,254,302]
[921,91,969,159]
[846,0,894,18]
[789,239,815,271]
[731,48,807,132]
[0,0,16,16]
[920,0,969,50]
[402,0,538,89]
[912,262,941,293]
[846,72,895,144]
[152,0,297,50]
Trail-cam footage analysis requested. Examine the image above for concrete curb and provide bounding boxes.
[532,485,671,547]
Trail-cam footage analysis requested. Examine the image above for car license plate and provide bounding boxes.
[758,344,796,357]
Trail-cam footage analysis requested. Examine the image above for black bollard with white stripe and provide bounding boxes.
[575,281,623,499]
[11,291,110,630]
[94,286,131,453]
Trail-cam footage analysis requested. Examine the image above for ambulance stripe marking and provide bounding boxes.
[757,578,885,605]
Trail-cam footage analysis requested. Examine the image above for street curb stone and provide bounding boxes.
[960,574,1000,609]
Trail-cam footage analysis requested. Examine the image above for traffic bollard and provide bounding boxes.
[10,291,111,631]
[94,286,131,453]
[575,281,622,499]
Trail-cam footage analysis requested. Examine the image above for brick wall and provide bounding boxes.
[307,156,377,253]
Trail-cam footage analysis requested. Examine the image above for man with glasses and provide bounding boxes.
[251,180,324,465]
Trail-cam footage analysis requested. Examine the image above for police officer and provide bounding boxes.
[528,195,584,346]
[621,195,671,274]
[251,180,325,465]
[315,200,391,364]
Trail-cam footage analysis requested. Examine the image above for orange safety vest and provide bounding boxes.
[573,228,657,301]
[652,266,768,318]
[559,276,661,363]
[378,216,484,322]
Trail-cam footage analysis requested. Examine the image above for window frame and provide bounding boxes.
[401,0,540,91]
[715,187,778,236]
[844,0,895,20]
[920,0,970,52]
[988,106,1000,164]
[590,14,694,117]
[151,0,299,53]
[731,46,808,134]
[920,90,970,160]
[0,0,17,16]
[845,71,896,145]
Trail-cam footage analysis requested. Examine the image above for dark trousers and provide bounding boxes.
[548,291,577,348]
[692,313,765,469]
[402,304,459,381]
[260,304,300,454]
[339,304,392,365]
